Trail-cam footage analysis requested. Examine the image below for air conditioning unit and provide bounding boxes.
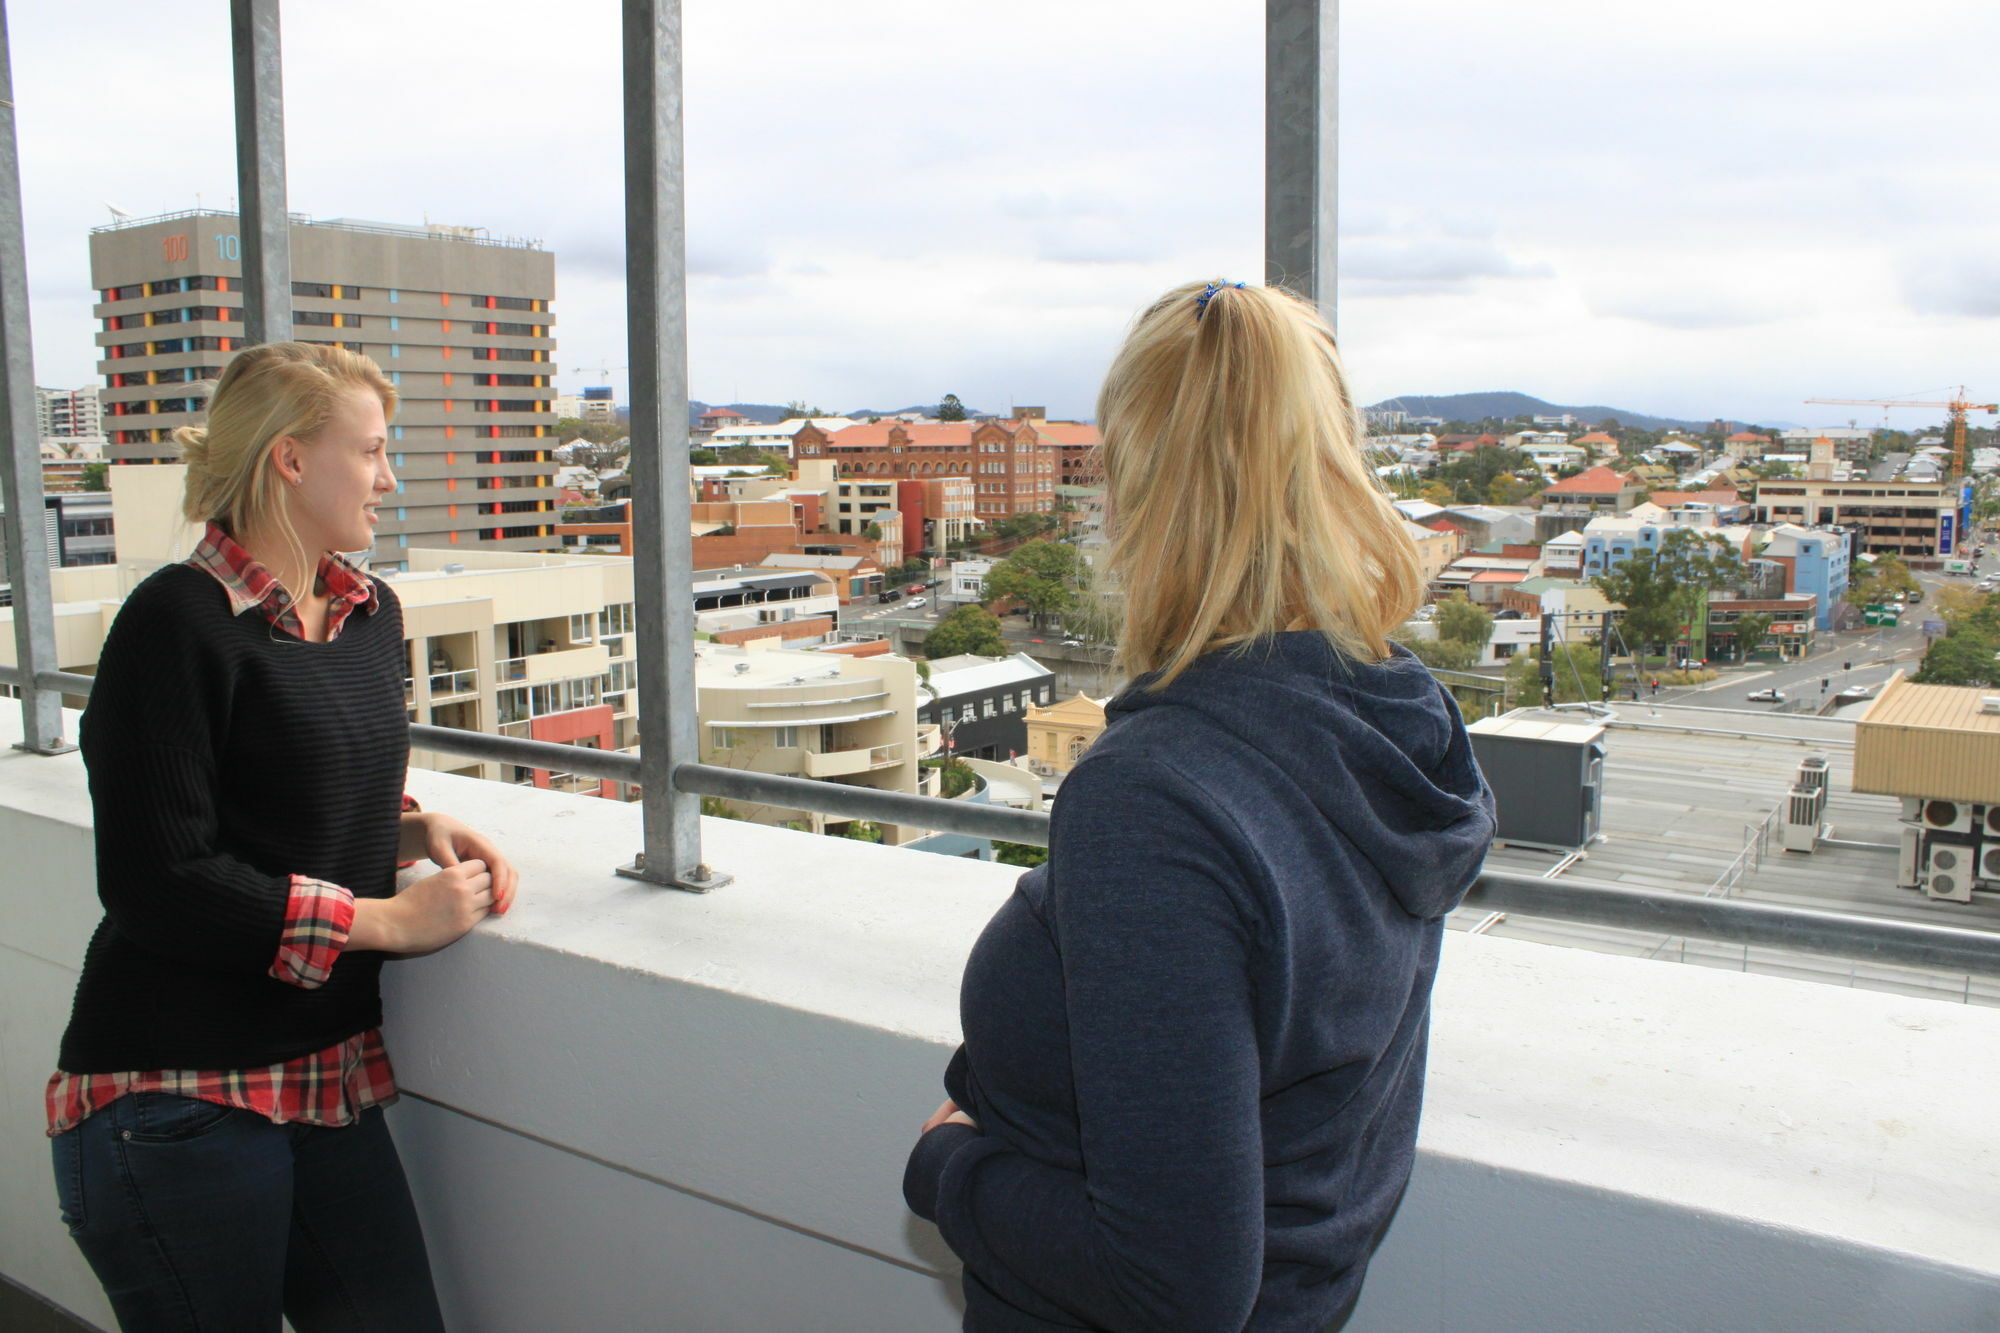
[1899,796,1925,825]
[1926,842,1975,903]
[1922,799,1976,833]
[1898,827,1923,888]
[1981,842,2000,884]
[1795,755,1830,795]
[1984,805,2000,839]
[1781,785,1826,852]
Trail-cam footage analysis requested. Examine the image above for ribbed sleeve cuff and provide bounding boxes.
[269,875,356,989]
[902,1121,982,1223]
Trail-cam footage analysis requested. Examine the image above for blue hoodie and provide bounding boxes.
[904,634,1496,1332]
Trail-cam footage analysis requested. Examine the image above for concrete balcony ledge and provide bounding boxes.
[802,743,903,778]
[3,708,1999,1330]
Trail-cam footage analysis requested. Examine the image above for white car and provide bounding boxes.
[905,597,928,609]
[1061,638,1084,647]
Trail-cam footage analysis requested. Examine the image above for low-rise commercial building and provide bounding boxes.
[1756,477,1974,559]
[917,653,1057,761]
[1024,693,1108,775]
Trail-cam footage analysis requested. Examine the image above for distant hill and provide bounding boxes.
[1366,392,1788,434]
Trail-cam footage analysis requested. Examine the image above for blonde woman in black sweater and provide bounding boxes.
[48,342,518,1331]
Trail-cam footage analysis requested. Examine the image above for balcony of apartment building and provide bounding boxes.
[496,616,611,686]
[6,703,1999,1331]
[8,4,2000,1328]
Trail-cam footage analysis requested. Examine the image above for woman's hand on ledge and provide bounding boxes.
[350,860,493,956]
[403,812,520,917]
[921,1098,978,1136]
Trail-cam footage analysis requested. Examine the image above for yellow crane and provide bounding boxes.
[1804,387,1996,481]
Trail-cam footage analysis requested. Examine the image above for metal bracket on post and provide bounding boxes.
[230,0,291,346]
[0,7,73,756]
[1265,0,1338,330]
[616,0,728,892]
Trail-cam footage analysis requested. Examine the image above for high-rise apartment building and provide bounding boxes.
[88,210,559,567]
[36,385,103,440]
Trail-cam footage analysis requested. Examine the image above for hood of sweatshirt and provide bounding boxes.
[1106,634,1496,920]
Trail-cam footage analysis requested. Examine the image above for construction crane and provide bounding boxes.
[571,363,628,383]
[1804,387,1996,481]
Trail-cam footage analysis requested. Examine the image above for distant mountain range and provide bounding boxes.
[1366,392,1796,434]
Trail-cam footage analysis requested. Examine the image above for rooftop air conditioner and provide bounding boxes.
[1900,796,1925,825]
[1795,755,1830,795]
[1925,843,1974,903]
[1898,827,1923,889]
[1781,785,1826,852]
[1984,804,2000,838]
[1981,843,2000,884]
[1923,800,1975,833]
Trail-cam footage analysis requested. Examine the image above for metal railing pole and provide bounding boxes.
[1265,0,1337,329]
[619,0,724,890]
[229,0,290,345]
[0,4,72,756]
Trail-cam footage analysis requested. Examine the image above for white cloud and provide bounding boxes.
[10,0,2000,425]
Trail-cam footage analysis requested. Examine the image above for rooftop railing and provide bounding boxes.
[5,2,1999,981]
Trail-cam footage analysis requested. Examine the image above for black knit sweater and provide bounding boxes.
[58,563,410,1074]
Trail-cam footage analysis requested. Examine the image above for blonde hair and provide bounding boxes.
[1097,280,1422,689]
[176,342,398,572]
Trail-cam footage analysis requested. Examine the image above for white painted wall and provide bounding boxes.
[4,710,1998,1331]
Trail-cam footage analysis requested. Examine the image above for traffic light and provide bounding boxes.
[1843,661,1851,671]
[1821,678,1830,691]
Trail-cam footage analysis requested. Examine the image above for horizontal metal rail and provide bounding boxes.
[407,723,1051,845]
[1464,869,2000,977]
[15,672,1998,973]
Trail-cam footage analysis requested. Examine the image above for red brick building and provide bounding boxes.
[1034,421,1102,486]
[793,419,1055,521]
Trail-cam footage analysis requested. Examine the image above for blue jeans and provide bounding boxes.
[51,1094,445,1332]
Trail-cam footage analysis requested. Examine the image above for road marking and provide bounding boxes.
[1698,670,1769,692]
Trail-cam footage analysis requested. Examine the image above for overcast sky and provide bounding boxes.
[11,0,1999,428]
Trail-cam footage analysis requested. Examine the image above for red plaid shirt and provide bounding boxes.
[47,523,404,1136]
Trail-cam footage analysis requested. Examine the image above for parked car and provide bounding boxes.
[905,597,928,609]
[1493,609,1525,620]
[1836,684,1877,703]
[1060,637,1084,647]
[1906,588,1923,603]
[876,590,899,603]
[1746,688,1785,703]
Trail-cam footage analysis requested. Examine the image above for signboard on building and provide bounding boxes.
[1940,511,1955,555]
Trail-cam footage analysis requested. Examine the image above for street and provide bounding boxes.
[1646,559,1983,715]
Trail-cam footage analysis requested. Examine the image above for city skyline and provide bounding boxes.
[9,0,1999,428]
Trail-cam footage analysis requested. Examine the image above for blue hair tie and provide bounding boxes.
[1194,281,1247,321]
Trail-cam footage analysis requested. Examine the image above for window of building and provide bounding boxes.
[983,698,997,718]
[1002,696,1015,713]
[773,726,798,748]
[960,703,975,723]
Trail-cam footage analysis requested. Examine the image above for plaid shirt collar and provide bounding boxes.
[187,521,376,641]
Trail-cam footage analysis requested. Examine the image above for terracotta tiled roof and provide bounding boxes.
[1541,465,1632,495]
[1725,431,1770,443]
[700,407,748,420]
[1034,423,1101,446]
[1420,518,1469,535]
[1574,431,1618,445]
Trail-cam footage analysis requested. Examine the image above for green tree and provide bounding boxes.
[1433,593,1494,651]
[80,462,109,492]
[1487,473,1540,506]
[992,510,1062,542]
[936,394,968,422]
[1850,554,1919,607]
[783,400,826,419]
[985,539,1083,628]
[862,522,883,542]
[1393,634,1480,672]
[924,604,1008,658]
[1594,529,1745,661]
[700,796,747,820]
[994,841,1049,868]
[1419,480,1454,506]
[1506,643,1617,705]
[689,447,719,465]
[1732,611,1774,661]
[922,756,978,798]
[839,820,886,843]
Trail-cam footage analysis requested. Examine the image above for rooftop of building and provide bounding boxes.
[1860,674,2000,736]
[1471,703,1999,1004]
[693,639,885,690]
[89,206,544,250]
[922,651,1055,695]
[1542,465,1634,495]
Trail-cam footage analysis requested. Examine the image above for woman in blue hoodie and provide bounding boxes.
[904,280,1496,1332]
